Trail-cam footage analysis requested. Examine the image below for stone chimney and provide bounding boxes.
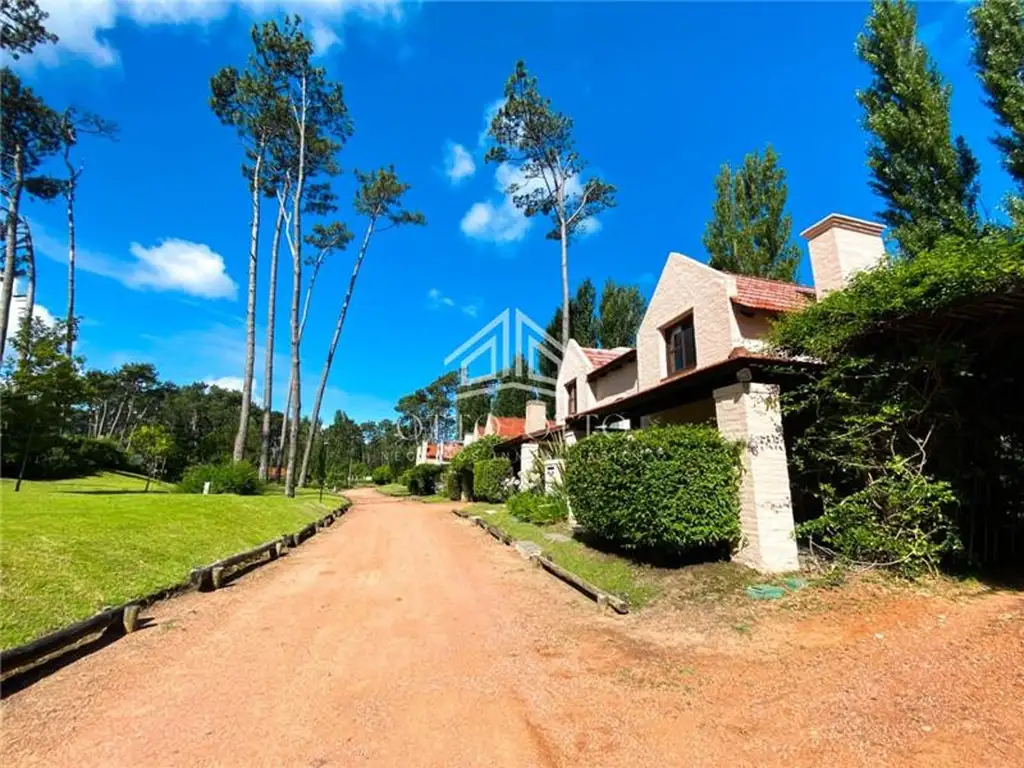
[525,399,547,435]
[801,213,886,300]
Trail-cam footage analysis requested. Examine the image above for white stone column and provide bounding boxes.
[713,381,800,573]
[520,441,539,490]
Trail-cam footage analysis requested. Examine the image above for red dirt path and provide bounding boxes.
[2,487,1022,767]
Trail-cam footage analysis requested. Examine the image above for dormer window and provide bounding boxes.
[566,380,577,416]
[665,315,696,375]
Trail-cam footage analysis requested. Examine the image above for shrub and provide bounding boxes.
[443,468,460,500]
[508,491,566,525]
[473,457,512,503]
[565,425,741,554]
[399,468,413,488]
[178,461,263,495]
[450,435,502,498]
[371,465,393,485]
[407,463,444,496]
[769,233,1024,571]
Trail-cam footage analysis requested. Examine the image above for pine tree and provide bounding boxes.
[486,61,615,349]
[857,0,981,255]
[970,0,1024,205]
[702,146,800,281]
[598,280,647,349]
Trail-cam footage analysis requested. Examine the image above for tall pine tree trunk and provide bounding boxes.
[276,254,320,483]
[232,149,264,463]
[559,215,570,349]
[298,217,376,487]
[0,145,25,361]
[259,181,288,481]
[64,148,78,357]
[18,220,35,365]
[284,77,308,498]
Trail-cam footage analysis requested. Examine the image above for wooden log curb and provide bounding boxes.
[1,500,352,684]
[451,508,630,615]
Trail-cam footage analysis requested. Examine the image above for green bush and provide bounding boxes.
[508,491,566,525]
[473,457,512,503]
[769,233,1024,571]
[450,435,502,499]
[371,465,393,485]
[399,468,413,488]
[406,463,444,496]
[565,425,741,554]
[443,468,460,501]
[178,461,263,495]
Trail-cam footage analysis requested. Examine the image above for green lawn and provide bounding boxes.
[0,472,334,648]
[463,503,658,607]
[377,483,410,497]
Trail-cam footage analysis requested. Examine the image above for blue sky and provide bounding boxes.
[14,1,1015,424]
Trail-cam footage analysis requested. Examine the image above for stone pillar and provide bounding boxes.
[713,381,799,573]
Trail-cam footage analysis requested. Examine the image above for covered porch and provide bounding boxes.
[564,351,818,573]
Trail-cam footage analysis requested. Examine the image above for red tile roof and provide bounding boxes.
[580,347,630,369]
[491,416,527,437]
[729,274,816,313]
[425,443,462,461]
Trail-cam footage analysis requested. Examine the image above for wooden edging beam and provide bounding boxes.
[2,500,352,683]
[450,507,630,615]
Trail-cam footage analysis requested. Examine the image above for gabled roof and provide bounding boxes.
[579,347,627,368]
[586,348,637,382]
[728,273,816,313]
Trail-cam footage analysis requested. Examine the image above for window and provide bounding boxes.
[665,315,697,375]
[566,380,577,416]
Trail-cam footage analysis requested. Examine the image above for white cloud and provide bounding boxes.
[204,375,244,392]
[461,161,601,244]
[3,295,56,347]
[443,142,476,184]
[126,239,238,299]
[32,222,237,301]
[310,20,342,56]
[427,287,478,318]
[478,97,506,147]
[25,1,402,68]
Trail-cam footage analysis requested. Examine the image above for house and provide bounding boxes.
[414,441,463,466]
[533,213,887,573]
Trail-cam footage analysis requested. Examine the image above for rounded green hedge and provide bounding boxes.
[565,425,741,553]
[473,457,512,503]
[371,465,393,485]
[406,463,444,495]
[178,461,263,495]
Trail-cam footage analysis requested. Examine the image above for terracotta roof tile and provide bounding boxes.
[426,443,462,460]
[580,347,630,368]
[729,274,815,313]
[491,416,527,437]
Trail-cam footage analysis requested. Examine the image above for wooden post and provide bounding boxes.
[211,566,225,590]
[122,604,140,633]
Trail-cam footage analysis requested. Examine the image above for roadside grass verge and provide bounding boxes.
[0,472,336,648]
[377,483,410,497]
[464,503,658,607]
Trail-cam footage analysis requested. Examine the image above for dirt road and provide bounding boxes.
[2,488,1023,767]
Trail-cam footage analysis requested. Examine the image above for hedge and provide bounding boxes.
[443,468,460,501]
[406,463,444,496]
[565,425,741,554]
[178,461,263,495]
[371,465,393,485]
[473,457,512,503]
[450,435,502,499]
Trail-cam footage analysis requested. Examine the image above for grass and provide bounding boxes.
[464,503,658,607]
[377,483,410,497]
[0,471,335,648]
